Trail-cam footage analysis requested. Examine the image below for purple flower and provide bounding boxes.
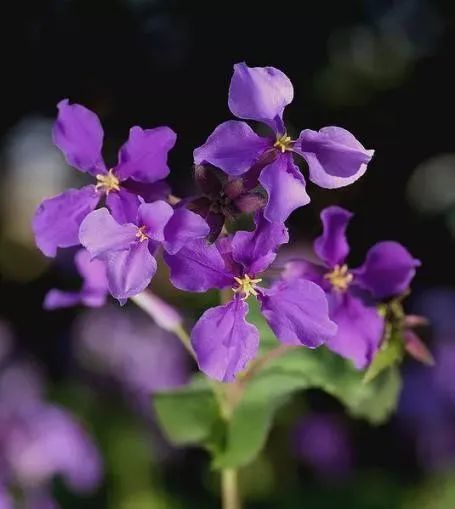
[75,305,189,396]
[0,361,102,501]
[284,206,420,368]
[5,405,102,493]
[187,164,266,242]
[79,201,209,301]
[293,413,353,478]
[194,63,374,223]
[33,99,176,257]
[44,249,108,310]
[165,214,336,382]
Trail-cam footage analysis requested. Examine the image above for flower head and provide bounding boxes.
[284,206,420,368]
[79,201,209,301]
[33,100,176,257]
[194,63,374,223]
[165,214,336,381]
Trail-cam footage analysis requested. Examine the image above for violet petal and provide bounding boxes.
[296,127,374,189]
[353,241,420,299]
[115,126,176,183]
[314,206,353,267]
[164,239,232,292]
[327,292,383,369]
[228,62,293,133]
[79,208,137,259]
[163,207,210,255]
[259,153,310,223]
[231,213,289,274]
[259,279,337,347]
[33,185,100,257]
[191,297,259,382]
[193,120,270,176]
[52,99,106,175]
[105,241,157,300]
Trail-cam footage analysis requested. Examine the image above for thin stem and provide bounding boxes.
[221,468,241,509]
[173,324,197,360]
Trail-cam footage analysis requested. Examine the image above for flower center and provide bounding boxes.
[232,274,262,299]
[136,225,149,242]
[324,264,353,292]
[95,169,120,194]
[273,134,293,153]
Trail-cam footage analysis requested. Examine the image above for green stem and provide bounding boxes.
[221,468,241,509]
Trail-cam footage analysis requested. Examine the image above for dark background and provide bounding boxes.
[1,1,454,508]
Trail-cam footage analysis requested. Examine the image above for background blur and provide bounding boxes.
[1,0,455,507]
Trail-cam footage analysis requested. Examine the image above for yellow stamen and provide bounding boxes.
[95,169,120,195]
[136,226,149,242]
[232,274,262,300]
[273,134,293,153]
[324,264,353,292]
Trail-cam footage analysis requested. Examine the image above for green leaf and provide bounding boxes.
[247,299,279,351]
[153,375,220,446]
[363,331,405,383]
[213,370,309,469]
[213,346,402,469]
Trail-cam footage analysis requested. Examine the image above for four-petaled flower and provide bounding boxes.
[33,99,176,257]
[165,214,337,381]
[283,206,420,368]
[194,62,374,223]
[79,201,209,302]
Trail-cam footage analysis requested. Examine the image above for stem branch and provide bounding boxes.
[221,468,241,509]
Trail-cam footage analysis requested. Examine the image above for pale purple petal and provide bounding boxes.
[130,291,183,331]
[282,260,326,287]
[191,297,259,382]
[231,213,289,274]
[79,208,137,259]
[259,279,337,347]
[106,188,141,224]
[326,292,383,369]
[314,206,353,267]
[75,249,108,292]
[163,207,210,255]
[353,241,421,299]
[296,127,374,189]
[228,62,294,133]
[52,99,106,175]
[0,487,13,509]
[136,200,174,242]
[33,185,100,257]
[105,241,157,300]
[193,120,270,176]
[259,154,310,223]
[164,239,232,292]
[115,126,176,183]
[44,289,86,310]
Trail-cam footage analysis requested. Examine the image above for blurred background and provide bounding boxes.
[1,0,455,507]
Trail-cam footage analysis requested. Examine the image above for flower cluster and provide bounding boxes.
[33,62,420,382]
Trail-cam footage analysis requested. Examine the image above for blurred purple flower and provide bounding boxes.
[0,359,102,505]
[399,289,455,471]
[75,305,189,396]
[293,414,353,478]
[33,99,175,257]
[165,214,336,381]
[284,206,420,368]
[44,249,108,310]
[194,62,374,223]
